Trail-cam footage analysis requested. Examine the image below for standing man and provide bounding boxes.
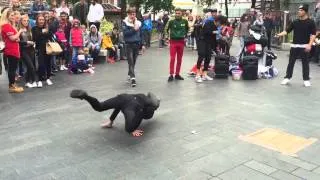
[11,0,22,12]
[264,12,274,50]
[122,7,145,87]
[276,4,316,87]
[165,8,189,82]
[141,13,152,48]
[31,0,49,20]
[87,0,104,31]
[72,0,89,27]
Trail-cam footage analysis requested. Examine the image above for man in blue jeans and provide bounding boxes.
[122,7,145,87]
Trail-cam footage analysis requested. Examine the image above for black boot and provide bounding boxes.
[70,89,88,100]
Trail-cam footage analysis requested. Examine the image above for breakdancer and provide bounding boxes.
[70,90,160,137]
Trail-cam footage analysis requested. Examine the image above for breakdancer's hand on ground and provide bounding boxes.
[100,119,113,128]
[132,129,144,137]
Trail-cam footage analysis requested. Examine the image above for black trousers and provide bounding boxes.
[89,22,101,32]
[267,30,272,50]
[22,48,37,83]
[197,40,212,71]
[37,48,51,81]
[107,48,117,59]
[7,56,19,85]
[285,48,310,81]
[3,54,8,71]
[126,43,139,78]
[84,95,155,133]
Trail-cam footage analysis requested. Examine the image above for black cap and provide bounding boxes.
[299,4,309,13]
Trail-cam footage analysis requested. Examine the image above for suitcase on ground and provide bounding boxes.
[242,55,259,80]
[214,54,229,78]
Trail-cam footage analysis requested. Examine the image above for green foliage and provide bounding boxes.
[144,0,174,12]
[100,18,114,34]
[282,0,291,8]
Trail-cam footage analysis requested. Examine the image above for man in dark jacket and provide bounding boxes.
[70,89,160,137]
[122,7,145,87]
[264,13,274,50]
[72,0,89,26]
[31,0,49,19]
[157,15,165,48]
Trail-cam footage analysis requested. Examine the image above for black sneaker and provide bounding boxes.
[168,75,174,82]
[175,75,184,80]
[131,79,136,87]
[70,89,88,99]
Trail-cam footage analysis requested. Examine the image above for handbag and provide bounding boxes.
[46,38,63,55]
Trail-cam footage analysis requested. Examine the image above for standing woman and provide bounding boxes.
[236,14,250,55]
[187,15,195,49]
[19,14,37,88]
[193,15,203,50]
[32,14,53,87]
[0,9,24,93]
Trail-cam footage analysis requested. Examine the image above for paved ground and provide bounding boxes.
[0,40,320,180]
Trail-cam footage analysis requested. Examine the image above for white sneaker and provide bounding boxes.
[63,65,69,70]
[37,81,43,88]
[304,81,311,87]
[31,82,37,88]
[202,75,213,81]
[60,65,64,71]
[46,79,53,86]
[281,78,290,85]
[195,76,203,83]
[25,83,33,88]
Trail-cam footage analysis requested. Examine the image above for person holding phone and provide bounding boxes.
[122,7,145,87]
[19,14,38,88]
[32,14,53,87]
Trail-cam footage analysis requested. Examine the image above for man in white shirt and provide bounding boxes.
[87,0,104,31]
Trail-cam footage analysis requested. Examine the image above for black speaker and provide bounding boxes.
[241,55,259,80]
[215,54,229,78]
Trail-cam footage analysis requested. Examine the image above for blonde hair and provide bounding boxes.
[0,8,13,33]
[19,14,31,35]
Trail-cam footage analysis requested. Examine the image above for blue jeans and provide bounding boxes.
[90,45,100,62]
[72,47,81,65]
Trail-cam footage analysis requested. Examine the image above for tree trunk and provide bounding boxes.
[225,0,228,18]
[274,0,281,10]
[251,0,256,8]
[120,0,127,19]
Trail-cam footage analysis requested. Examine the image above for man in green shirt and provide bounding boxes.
[165,8,189,82]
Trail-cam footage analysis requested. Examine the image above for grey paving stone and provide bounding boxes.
[277,156,318,171]
[218,165,276,180]
[292,168,320,180]
[313,166,320,174]
[270,170,304,180]
[190,152,250,176]
[244,160,277,175]
[176,171,213,180]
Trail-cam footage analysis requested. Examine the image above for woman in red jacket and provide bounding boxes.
[0,9,24,93]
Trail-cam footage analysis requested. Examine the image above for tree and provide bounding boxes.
[144,0,174,13]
